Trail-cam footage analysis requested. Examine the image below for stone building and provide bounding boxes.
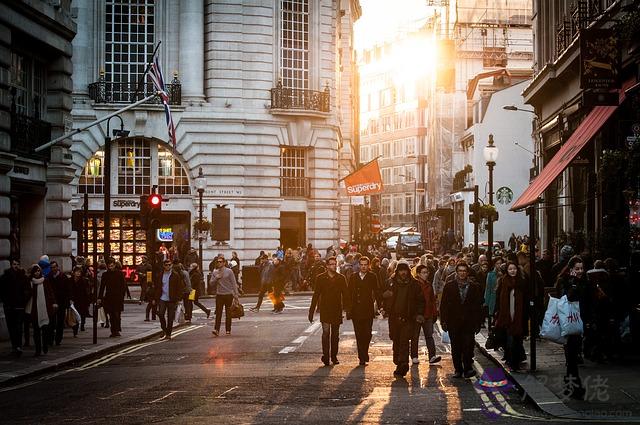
[0,0,76,270]
[69,0,360,278]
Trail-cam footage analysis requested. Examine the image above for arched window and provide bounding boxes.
[158,146,190,195]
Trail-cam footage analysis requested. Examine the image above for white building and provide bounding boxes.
[69,0,360,280]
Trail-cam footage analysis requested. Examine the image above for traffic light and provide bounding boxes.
[468,202,479,224]
[147,193,162,231]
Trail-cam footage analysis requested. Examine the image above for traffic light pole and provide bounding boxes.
[473,185,479,260]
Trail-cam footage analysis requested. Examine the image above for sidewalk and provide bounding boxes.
[475,328,640,421]
[0,300,214,386]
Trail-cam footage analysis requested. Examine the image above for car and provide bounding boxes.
[386,235,398,251]
[396,232,425,259]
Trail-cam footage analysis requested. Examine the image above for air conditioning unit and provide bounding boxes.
[450,192,464,202]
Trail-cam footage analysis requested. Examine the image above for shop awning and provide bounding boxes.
[511,83,631,211]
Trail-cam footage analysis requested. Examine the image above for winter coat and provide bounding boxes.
[0,268,31,309]
[99,270,127,312]
[347,271,381,320]
[189,269,205,297]
[309,271,350,325]
[27,277,56,321]
[154,270,186,302]
[418,277,438,320]
[494,274,529,337]
[484,270,499,316]
[440,278,483,334]
[47,272,72,310]
[385,275,425,323]
[71,276,91,316]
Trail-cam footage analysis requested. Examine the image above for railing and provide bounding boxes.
[88,78,181,105]
[281,176,310,198]
[555,0,604,59]
[270,81,330,113]
[10,112,51,160]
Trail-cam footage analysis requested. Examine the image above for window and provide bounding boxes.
[158,147,190,195]
[393,139,404,157]
[381,195,391,215]
[382,142,391,159]
[359,146,370,163]
[382,115,393,132]
[281,0,309,90]
[393,194,404,215]
[105,0,155,97]
[406,137,416,156]
[404,164,415,182]
[381,167,391,185]
[280,146,309,197]
[405,193,414,214]
[10,52,46,118]
[380,88,393,107]
[79,151,105,194]
[393,166,404,185]
[371,144,380,160]
[85,213,146,274]
[118,138,151,194]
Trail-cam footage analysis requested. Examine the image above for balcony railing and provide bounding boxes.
[10,112,51,160]
[88,78,181,105]
[271,81,330,113]
[281,176,310,198]
[555,0,604,59]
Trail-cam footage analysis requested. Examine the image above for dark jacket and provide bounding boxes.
[309,271,350,325]
[99,269,127,312]
[0,268,31,309]
[440,279,483,333]
[555,274,593,323]
[385,275,425,323]
[71,276,91,316]
[153,270,185,303]
[47,271,72,309]
[189,269,205,297]
[347,271,381,320]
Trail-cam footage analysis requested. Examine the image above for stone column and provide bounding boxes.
[45,55,75,271]
[0,23,13,270]
[179,0,205,102]
[71,1,94,97]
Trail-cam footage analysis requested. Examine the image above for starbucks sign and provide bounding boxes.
[496,187,513,205]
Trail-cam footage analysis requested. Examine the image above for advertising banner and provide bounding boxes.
[343,159,384,196]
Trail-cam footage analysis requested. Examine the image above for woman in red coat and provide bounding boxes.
[411,265,442,365]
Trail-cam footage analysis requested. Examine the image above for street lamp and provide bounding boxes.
[502,105,535,114]
[483,134,499,265]
[195,167,207,272]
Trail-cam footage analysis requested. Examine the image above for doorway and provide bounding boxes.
[280,212,306,249]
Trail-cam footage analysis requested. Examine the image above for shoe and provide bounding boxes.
[393,369,407,377]
[226,331,231,335]
[162,335,172,341]
[452,371,463,378]
[412,357,420,364]
[463,369,477,379]
[185,320,191,325]
[275,309,283,314]
[331,358,340,365]
[359,361,367,366]
[206,309,211,318]
[249,307,259,313]
[429,355,442,364]
[212,330,219,337]
[115,332,121,337]
[144,319,150,322]
[321,356,330,366]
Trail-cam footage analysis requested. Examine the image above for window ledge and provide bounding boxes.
[269,109,331,119]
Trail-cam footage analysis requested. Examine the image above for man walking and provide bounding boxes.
[98,258,127,338]
[250,255,275,312]
[47,261,71,346]
[210,256,239,336]
[308,257,350,366]
[347,256,381,366]
[440,261,483,378]
[153,259,185,340]
[0,259,30,356]
[383,261,425,377]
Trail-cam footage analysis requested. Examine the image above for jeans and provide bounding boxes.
[321,322,341,361]
[504,334,525,368]
[31,320,48,355]
[215,294,234,332]
[183,294,193,321]
[4,307,24,350]
[391,320,412,373]
[146,301,157,320]
[450,330,475,373]
[352,317,373,362]
[254,283,271,310]
[158,300,177,337]
[52,307,66,345]
[411,318,436,359]
[107,309,122,334]
[564,335,583,388]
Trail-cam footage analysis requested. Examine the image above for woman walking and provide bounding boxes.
[70,266,91,335]
[189,263,211,319]
[25,265,56,356]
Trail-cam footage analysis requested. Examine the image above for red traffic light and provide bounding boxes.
[148,194,162,207]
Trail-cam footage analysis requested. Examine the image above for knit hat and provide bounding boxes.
[396,260,411,272]
[560,245,574,259]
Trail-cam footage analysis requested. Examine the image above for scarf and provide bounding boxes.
[25,277,49,328]
[495,275,525,336]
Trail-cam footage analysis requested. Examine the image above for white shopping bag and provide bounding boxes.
[558,295,584,337]
[175,302,186,324]
[69,303,81,324]
[540,296,566,344]
[97,306,107,325]
[441,331,451,344]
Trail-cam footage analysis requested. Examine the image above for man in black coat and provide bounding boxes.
[152,258,185,340]
[0,259,30,356]
[440,260,483,378]
[47,261,71,346]
[383,261,425,377]
[308,256,350,366]
[347,256,382,366]
[98,258,127,337]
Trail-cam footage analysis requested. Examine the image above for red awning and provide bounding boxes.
[511,82,632,211]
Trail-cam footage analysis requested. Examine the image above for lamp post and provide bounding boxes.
[195,167,207,272]
[483,134,499,265]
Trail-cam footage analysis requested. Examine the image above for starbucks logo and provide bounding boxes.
[496,187,513,205]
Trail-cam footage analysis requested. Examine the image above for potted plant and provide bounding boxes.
[193,218,211,239]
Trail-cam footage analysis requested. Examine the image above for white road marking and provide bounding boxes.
[148,390,184,404]
[216,386,239,398]
[279,346,297,354]
[98,388,138,400]
[291,336,308,344]
[304,322,322,333]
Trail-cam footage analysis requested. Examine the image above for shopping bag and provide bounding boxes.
[558,295,584,337]
[441,331,451,344]
[69,303,81,324]
[229,297,245,319]
[65,308,78,328]
[188,289,196,301]
[540,296,566,344]
[97,307,107,325]
[175,302,186,324]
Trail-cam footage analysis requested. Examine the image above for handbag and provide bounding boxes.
[65,308,78,328]
[441,331,451,344]
[229,297,245,319]
[97,306,107,325]
[188,289,196,301]
[69,303,81,324]
[540,296,566,344]
[175,302,186,324]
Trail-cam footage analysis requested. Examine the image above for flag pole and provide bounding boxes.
[338,156,382,182]
[132,41,162,102]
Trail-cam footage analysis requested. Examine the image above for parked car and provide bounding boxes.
[396,232,425,259]
[386,235,398,251]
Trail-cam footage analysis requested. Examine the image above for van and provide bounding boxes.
[396,231,425,259]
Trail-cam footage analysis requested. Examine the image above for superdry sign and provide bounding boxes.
[343,159,384,196]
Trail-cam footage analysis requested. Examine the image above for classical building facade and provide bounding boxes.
[0,0,76,270]
[70,0,360,275]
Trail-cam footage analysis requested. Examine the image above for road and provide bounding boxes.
[0,295,558,424]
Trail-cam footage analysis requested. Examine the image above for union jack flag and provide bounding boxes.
[149,56,176,148]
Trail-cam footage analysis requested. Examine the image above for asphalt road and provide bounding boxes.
[0,295,558,424]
